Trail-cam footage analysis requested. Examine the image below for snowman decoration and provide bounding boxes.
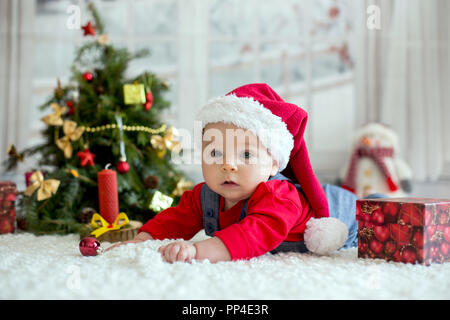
[339,123,413,198]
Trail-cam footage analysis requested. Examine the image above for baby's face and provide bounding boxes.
[201,122,279,205]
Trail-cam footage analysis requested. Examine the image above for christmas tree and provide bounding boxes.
[4,3,192,235]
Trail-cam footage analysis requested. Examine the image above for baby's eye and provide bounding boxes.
[241,151,252,159]
[211,149,222,158]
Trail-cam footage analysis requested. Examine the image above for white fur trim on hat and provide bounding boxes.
[195,94,294,171]
[304,218,349,255]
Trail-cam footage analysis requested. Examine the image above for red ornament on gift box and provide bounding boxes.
[357,198,450,265]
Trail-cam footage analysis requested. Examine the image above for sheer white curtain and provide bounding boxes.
[380,0,449,181]
[354,0,394,126]
[0,0,34,169]
[355,0,449,181]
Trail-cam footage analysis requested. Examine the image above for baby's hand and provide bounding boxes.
[158,241,196,263]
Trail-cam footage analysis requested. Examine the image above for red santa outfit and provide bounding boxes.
[139,179,312,260]
[139,83,349,258]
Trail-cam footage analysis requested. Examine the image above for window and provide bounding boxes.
[26,0,356,182]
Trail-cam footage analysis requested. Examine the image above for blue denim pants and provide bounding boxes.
[323,184,386,249]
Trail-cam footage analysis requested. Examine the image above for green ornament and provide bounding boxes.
[149,191,174,212]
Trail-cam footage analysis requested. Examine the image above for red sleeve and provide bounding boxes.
[138,183,204,240]
[214,180,304,260]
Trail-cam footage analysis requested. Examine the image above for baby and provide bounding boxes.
[108,83,353,262]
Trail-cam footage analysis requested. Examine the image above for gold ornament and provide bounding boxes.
[55,120,85,158]
[123,83,146,105]
[24,170,60,201]
[97,34,109,45]
[150,127,182,158]
[149,191,174,212]
[69,169,79,178]
[41,103,69,126]
[172,178,193,197]
[7,144,24,162]
[54,78,64,99]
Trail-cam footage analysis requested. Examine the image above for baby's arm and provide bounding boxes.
[158,236,231,263]
[105,231,153,251]
[194,237,231,262]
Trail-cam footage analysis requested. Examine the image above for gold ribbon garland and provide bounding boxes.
[82,123,166,134]
[90,212,130,238]
[24,171,60,201]
[55,120,85,158]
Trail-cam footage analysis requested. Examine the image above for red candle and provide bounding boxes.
[97,168,119,225]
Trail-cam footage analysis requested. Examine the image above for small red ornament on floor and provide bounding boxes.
[79,237,102,256]
[77,148,96,167]
[117,159,130,174]
[81,21,96,36]
[82,72,93,82]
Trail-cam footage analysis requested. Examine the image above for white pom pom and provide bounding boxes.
[304,217,349,255]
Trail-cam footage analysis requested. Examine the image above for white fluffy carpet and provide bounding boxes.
[1,231,449,300]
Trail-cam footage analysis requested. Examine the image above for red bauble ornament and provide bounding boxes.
[358,241,368,254]
[77,148,96,167]
[437,212,449,225]
[374,225,389,243]
[392,249,402,262]
[401,246,417,264]
[370,209,384,225]
[66,100,75,116]
[369,239,384,255]
[399,203,423,226]
[82,72,93,82]
[412,230,424,249]
[383,202,399,223]
[389,224,412,246]
[440,242,450,256]
[427,225,437,237]
[384,240,397,256]
[444,226,450,242]
[430,245,440,259]
[79,237,102,256]
[117,160,130,174]
[145,91,153,110]
[81,21,96,36]
[0,218,14,234]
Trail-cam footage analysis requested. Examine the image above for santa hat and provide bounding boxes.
[196,83,348,255]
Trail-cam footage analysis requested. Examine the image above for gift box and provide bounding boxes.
[356,198,450,265]
[0,181,17,234]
